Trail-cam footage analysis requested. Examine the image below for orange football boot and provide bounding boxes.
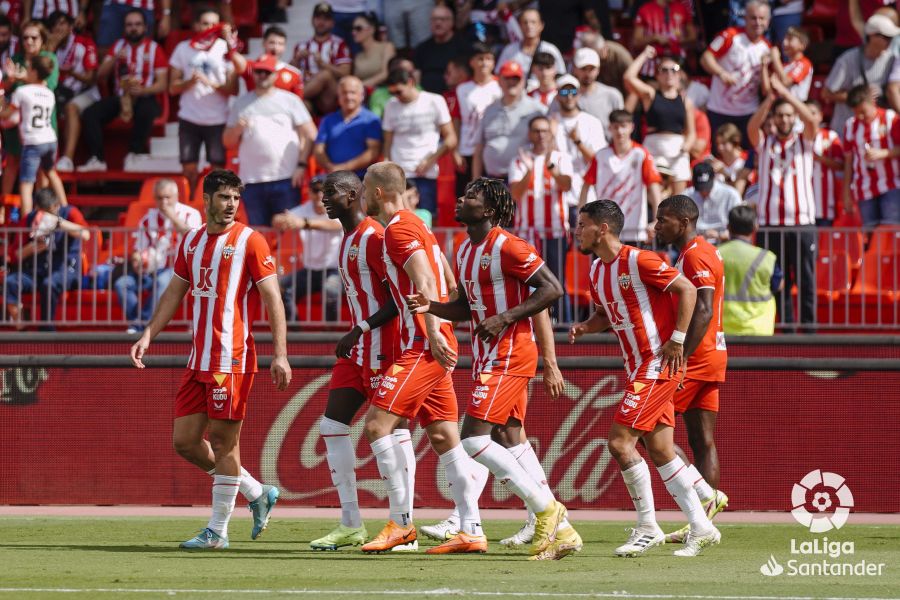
[361,520,417,553]
[425,532,488,554]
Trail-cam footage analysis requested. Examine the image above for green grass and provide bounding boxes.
[0,517,897,599]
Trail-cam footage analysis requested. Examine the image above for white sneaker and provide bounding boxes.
[123,153,151,170]
[390,539,418,552]
[77,157,108,172]
[673,526,721,557]
[56,156,74,172]
[614,526,664,557]
[500,514,535,548]
[420,519,459,541]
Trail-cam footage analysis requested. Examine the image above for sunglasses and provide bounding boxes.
[558,88,578,97]
[352,25,367,31]
[659,66,681,74]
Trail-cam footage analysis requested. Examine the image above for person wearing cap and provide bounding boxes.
[293,2,353,115]
[232,27,303,101]
[570,47,623,134]
[495,9,566,79]
[825,12,900,138]
[685,162,742,244]
[223,54,317,227]
[272,174,344,322]
[313,75,382,178]
[472,60,546,181]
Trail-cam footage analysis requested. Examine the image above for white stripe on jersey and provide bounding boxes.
[183,229,204,369]
[197,234,228,372]
[607,256,642,380]
[627,250,662,378]
[487,234,509,370]
[218,228,253,373]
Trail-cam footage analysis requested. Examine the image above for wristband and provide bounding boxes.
[162,8,171,15]
[670,330,686,344]
[358,320,371,334]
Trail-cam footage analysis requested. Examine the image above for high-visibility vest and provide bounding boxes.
[719,239,777,336]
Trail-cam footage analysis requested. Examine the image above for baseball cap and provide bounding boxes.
[692,162,715,193]
[498,60,524,79]
[556,74,580,89]
[864,14,900,38]
[251,54,278,73]
[313,2,333,18]
[574,47,600,69]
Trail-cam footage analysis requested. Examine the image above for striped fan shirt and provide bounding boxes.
[842,107,900,204]
[108,38,167,95]
[756,132,816,226]
[813,127,843,221]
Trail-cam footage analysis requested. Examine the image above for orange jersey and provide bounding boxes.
[675,236,727,381]
[456,227,543,378]
[337,217,399,370]
[589,246,681,381]
[383,210,456,353]
[174,223,277,373]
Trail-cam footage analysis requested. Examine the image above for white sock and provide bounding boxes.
[321,417,361,528]
[621,460,657,529]
[440,445,483,536]
[446,507,461,525]
[393,428,416,520]
[443,459,487,528]
[207,466,264,503]
[461,436,553,514]
[370,434,411,527]
[658,457,713,534]
[508,442,569,528]
[207,474,240,537]
[686,464,715,504]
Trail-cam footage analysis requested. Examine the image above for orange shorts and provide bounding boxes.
[174,369,254,421]
[673,379,720,414]
[329,357,386,401]
[372,350,458,427]
[467,372,529,425]
[613,377,678,432]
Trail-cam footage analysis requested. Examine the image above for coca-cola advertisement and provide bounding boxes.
[1,365,896,512]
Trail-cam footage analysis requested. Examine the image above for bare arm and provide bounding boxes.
[335,284,400,358]
[770,77,818,140]
[405,251,456,368]
[96,55,116,84]
[168,66,196,95]
[135,67,168,96]
[257,275,291,391]
[313,142,333,171]
[473,266,563,341]
[623,46,657,105]
[130,275,191,366]
[532,308,563,399]
[382,130,393,162]
[843,153,855,214]
[747,93,776,150]
[569,305,611,342]
[657,275,697,377]
[472,143,485,179]
[223,119,245,150]
[683,97,696,153]
[683,288,713,359]
[849,0,865,39]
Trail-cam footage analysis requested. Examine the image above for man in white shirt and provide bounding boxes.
[570,47,624,133]
[223,55,317,227]
[496,9,566,77]
[685,162,742,244]
[382,66,457,219]
[169,8,236,194]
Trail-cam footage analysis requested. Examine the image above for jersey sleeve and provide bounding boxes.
[891,114,900,146]
[365,112,383,141]
[246,231,277,284]
[334,39,352,65]
[447,89,461,120]
[173,234,191,281]
[707,27,736,59]
[83,40,98,70]
[634,4,650,28]
[290,95,312,126]
[583,156,598,185]
[500,237,545,283]
[385,220,426,268]
[168,42,185,70]
[153,44,168,70]
[641,149,663,184]
[508,156,527,183]
[67,206,89,227]
[184,207,203,229]
[682,247,718,290]
[381,100,397,132]
[637,250,680,291]
[435,94,451,126]
[588,261,601,306]
[827,130,844,160]
[788,58,812,84]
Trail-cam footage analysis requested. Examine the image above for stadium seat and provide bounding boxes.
[565,248,593,307]
[847,227,900,325]
[818,230,864,267]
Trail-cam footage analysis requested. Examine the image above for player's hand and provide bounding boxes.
[473,313,511,341]
[569,321,589,344]
[270,355,291,391]
[335,326,363,358]
[676,363,688,390]
[542,363,564,399]
[130,334,151,368]
[405,292,430,314]
[518,148,535,172]
[429,332,457,370]
[657,339,684,377]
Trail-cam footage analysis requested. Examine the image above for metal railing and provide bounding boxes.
[0,225,898,330]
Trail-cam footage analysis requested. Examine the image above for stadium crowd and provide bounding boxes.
[0,0,898,332]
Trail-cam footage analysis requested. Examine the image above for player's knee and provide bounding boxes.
[688,429,716,454]
[364,418,389,442]
[207,432,237,458]
[172,436,195,459]
[607,436,632,462]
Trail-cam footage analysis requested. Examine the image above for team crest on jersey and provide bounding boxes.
[281,71,292,83]
[480,254,491,270]
[618,273,631,290]
[222,245,235,259]
[349,244,360,261]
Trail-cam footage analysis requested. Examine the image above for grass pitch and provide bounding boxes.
[0,517,896,600]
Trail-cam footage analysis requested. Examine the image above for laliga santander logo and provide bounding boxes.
[791,469,854,533]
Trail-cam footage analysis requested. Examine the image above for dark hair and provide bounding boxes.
[580,199,624,235]
[847,84,873,108]
[804,98,822,111]
[327,170,362,196]
[656,52,683,70]
[46,10,74,28]
[35,188,59,211]
[355,11,379,29]
[531,51,556,68]
[405,180,417,191]
[203,169,244,198]
[469,41,493,59]
[658,194,700,224]
[609,109,633,125]
[386,67,415,86]
[193,5,219,22]
[466,177,515,227]
[728,204,757,236]
[528,114,550,129]
[772,97,794,113]
[20,21,49,45]
[449,55,472,77]
[29,54,54,81]
[263,25,287,40]
[123,8,147,25]
[0,14,11,29]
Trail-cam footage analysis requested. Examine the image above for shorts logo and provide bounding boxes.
[349,244,359,261]
[618,274,631,290]
[791,470,854,533]
[632,381,647,393]
[222,245,235,259]
[213,402,224,410]
[623,392,640,409]
[480,254,491,270]
[472,384,489,405]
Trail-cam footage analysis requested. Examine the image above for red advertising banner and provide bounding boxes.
[2,365,898,512]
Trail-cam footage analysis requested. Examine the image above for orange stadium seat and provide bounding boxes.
[565,248,593,307]
[847,227,900,324]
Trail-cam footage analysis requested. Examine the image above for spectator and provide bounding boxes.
[632,0,697,77]
[701,0,779,149]
[747,76,818,328]
[472,60,546,180]
[842,84,900,226]
[94,0,170,55]
[537,0,610,54]
[260,0,288,24]
[527,51,558,107]
[367,56,416,118]
[442,55,471,112]
[0,54,66,215]
[47,11,97,174]
[383,0,432,51]
[293,3,352,116]
[770,0,805,46]
[835,0,894,59]
[451,42,501,196]
[580,109,663,245]
[771,26,812,101]
[313,75,382,177]
[22,0,80,23]
[236,27,303,100]
[272,175,343,322]
[0,15,18,66]
[382,67,456,218]
[824,14,899,138]
[114,178,201,333]
[624,46,696,194]
[685,162,743,244]
[403,180,432,227]
[169,8,236,194]
[591,33,633,95]
[496,9,566,77]
[413,4,469,95]
[719,204,782,336]
[351,13,395,89]
[224,55,316,226]
[77,9,167,173]
[571,47,624,134]
[328,0,369,54]
[711,123,750,194]
[4,188,89,329]
[807,100,844,226]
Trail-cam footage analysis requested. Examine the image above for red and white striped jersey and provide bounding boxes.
[294,34,351,81]
[108,38,167,95]
[583,142,662,242]
[383,210,456,353]
[784,55,813,101]
[842,108,900,203]
[813,127,843,221]
[756,132,816,226]
[173,223,277,374]
[337,217,399,371]
[57,34,98,94]
[0,35,19,66]
[509,149,573,239]
[135,203,203,271]
[675,236,726,382]
[456,227,543,378]
[528,87,557,107]
[634,0,692,76]
[109,0,155,10]
[28,0,78,19]
[706,28,770,116]
[451,78,502,156]
[589,246,681,381]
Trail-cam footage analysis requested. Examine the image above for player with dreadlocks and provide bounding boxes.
[407,178,580,560]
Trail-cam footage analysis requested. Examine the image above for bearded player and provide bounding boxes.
[570,199,721,557]
[130,169,291,549]
[407,177,579,560]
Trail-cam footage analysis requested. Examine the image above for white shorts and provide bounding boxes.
[69,88,101,113]
[644,133,691,182]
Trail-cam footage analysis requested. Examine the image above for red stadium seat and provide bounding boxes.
[565,248,593,307]
[846,227,900,324]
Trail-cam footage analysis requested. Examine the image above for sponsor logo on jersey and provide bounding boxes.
[405,240,422,251]
[192,267,218,298]
[693,270,711,279]
[222,245,235,259]
[349,244,359,261]
[523,252,539,268]
[264,255,275,268]
[618,274,631,290]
